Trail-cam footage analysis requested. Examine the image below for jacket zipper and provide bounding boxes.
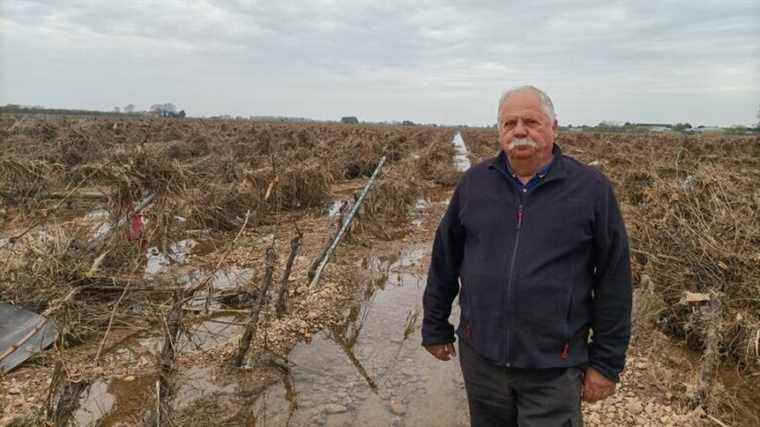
[491,159,561,366]
[505,202,524,367]
[493,165,526,368]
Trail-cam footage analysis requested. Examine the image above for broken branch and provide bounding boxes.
[235,246,276,367]
[276,229,302,318]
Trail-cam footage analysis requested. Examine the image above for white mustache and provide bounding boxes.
[507,138,538,151]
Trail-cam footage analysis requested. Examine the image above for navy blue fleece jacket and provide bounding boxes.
[422,145,632,381]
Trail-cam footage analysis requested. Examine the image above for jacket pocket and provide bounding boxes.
[459,273,505,361]
[515,280,567,353]
[561,284,575,359]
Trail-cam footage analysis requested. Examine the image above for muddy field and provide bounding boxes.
[0,116,758,426]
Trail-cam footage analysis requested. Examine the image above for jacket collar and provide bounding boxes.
[489,144,567,184]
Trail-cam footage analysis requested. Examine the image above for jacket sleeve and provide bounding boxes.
[589,181,632,382]
[421,181,466,346]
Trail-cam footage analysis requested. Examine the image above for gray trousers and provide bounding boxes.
[458,340,584,427]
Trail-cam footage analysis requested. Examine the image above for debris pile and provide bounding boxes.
[0,115,457,424]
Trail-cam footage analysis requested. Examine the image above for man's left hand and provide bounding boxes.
[582,367,616,403]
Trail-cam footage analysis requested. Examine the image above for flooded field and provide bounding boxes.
[251,247,468,426]
[2,116,759,426]
[62,245,469,426]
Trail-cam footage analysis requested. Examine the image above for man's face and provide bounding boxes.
[497,90,557,176]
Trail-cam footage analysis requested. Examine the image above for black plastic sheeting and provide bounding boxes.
[0,302,58,373]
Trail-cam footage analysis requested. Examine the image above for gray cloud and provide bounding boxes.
[1,0,758,126]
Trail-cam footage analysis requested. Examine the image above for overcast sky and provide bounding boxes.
[1,1,759,126]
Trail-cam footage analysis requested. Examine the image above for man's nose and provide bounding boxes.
[513,119,528,136]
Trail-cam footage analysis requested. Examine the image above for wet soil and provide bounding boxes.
[2,132,749,426]
[250,247,470,427]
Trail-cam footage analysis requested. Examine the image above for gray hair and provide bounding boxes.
[497,85,556,126]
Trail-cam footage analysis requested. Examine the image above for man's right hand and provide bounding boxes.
[424,343,457,361]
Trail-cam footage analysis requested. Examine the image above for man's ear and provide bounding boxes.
[552,119,558,138]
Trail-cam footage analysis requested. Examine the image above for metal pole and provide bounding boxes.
[310,156,386,288]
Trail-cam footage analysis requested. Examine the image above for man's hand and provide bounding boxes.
[582,367,616,403]
[424,343,457,361]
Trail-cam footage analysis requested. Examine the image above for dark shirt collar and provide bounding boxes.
[493,144,563,180]
[505,155,554,180]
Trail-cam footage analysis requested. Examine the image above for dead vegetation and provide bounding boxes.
[0,115,456,425]
[3,114,758,425]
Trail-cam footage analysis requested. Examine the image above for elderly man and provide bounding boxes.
[422,86,632,426]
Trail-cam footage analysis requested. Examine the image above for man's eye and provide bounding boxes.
[526,119,538,126]
[504,121,516,128]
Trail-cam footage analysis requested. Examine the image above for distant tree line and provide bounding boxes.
[2,102,187,118]
[560,121,758,134]
[0,104,126,116]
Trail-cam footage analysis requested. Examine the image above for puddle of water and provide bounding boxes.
[73,365,257,426]
[73,363,250,426]
[365,247,424,271]
[73,374,157,427]
[178,316,243,353]
[133,315,243,356]
[75,315,245,425]
[172,365,240,411]
[251,246,469,426]
[452,132,471,172]
[68,246,465,426]
[144,239,198,276]
[394,248,426,270]
[141,235,255,309]
[680,342,760,422]
[183,268,256,311]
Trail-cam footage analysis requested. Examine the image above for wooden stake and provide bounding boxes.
[157,289,185,425]
[235,246,277,367]
[691,296,722,409]
[276,229,302,318]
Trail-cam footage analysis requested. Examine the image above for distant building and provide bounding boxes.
[250,116,314,122]
[688,126,723,133]
[340,116,359,124]
[634,123,670,129]
[648,126,671,133]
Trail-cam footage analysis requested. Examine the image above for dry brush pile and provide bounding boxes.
[0,114,458,424]
[0,115,457,332]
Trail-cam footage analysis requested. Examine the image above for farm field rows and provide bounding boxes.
[1,116,758,426]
